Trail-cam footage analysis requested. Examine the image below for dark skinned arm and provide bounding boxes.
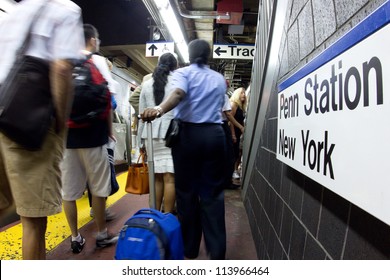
[140,88,185,121]
[50,59,74,134]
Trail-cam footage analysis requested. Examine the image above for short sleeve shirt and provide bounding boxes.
[222,94,232,121]
[0,0,85,83]
[171,64,226,123]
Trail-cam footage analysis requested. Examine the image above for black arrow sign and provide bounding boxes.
[214,46,227,56]
[148,44,158,56]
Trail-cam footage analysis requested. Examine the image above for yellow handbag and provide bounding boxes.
[125,151,149,195]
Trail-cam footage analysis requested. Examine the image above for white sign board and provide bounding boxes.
[213,44,255,60]
[277,8,390,225]
[145,41,174,57]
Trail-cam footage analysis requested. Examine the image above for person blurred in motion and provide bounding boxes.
[0,0,85,259]
[61,24,118,254]
[222,91,244,189]
[229,87,247,181]
[105,58,121,111]
[129,73,152,149]
[87,57,122,220]
[140,39,227,259]
[130,73,152,118]
[138,52,177,213]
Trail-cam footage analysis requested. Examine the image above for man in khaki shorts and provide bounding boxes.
[0,0,85,259]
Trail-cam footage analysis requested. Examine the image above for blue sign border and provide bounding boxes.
[146,41,174,44]
[278,1,390,92]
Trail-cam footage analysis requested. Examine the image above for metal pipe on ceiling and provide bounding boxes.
[172,0,230,20]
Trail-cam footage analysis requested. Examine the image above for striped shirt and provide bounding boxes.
[0,0,85,83]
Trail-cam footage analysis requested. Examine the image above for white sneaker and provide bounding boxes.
[96,232,119,248]
[232,171,240,179]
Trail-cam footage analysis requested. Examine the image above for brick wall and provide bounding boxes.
[244,0,390,259]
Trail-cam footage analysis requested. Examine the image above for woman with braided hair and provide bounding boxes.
[138,52,178,213]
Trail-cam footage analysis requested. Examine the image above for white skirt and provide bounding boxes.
[146,139,174,174]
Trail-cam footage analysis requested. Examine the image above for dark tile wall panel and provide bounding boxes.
[280,165,292,204]
[303,234,327,260]
[301,178,323,237]
[244,0,390,260]
[280,206,293,254]
[287,168,305,219]
[317,189,349,259]
[343,205,390,259]
[289,217,307,259]
[271,191,284,236]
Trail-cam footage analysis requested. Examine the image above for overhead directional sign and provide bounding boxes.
[213,44,255,60]
[145,41,174,57]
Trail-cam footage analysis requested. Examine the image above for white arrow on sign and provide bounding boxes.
[145,41,175,57]
[213,44,255,60]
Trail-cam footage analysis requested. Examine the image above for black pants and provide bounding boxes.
[222,121,235,187]
[172,123,227,259]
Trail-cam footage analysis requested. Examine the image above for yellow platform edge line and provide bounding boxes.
[0,172,128,260]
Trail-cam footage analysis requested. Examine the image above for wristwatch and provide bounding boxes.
[154,106,164,118]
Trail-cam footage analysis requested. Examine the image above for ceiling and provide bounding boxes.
[72,0,259,89]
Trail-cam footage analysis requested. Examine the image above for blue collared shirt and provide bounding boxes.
[171,64,226,123]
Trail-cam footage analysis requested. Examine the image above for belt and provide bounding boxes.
[181,121,222,127]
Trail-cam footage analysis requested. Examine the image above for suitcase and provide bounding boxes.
[114,121,184,260]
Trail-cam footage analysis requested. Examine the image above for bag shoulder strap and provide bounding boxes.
[17,0,49,57]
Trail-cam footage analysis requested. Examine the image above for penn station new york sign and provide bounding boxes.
[277,2,390,225]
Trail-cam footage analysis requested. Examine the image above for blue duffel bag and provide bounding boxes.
[114,208,184,260]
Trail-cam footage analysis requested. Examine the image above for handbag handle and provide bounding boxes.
[136,150,147,166]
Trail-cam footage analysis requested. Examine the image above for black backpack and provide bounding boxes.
[68,55,111,128]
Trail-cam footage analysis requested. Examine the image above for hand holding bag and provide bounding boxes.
[125,150,149,195]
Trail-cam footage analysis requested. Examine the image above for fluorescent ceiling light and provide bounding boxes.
[153,0,189,63]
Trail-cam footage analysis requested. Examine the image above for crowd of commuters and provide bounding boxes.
[0,0,247,260]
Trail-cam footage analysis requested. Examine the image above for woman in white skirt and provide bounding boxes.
[138,52,177,213]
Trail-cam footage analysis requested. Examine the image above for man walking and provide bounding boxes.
[0,0,85,259]
[61,24,118,253]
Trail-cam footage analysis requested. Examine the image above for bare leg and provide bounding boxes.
[153,174,164,211]
[234,149,243,174]
[162,173,175,213]
[63,200,78,237]
[20,216,47,260]
[91,195,106,232]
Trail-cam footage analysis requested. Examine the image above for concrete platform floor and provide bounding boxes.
[46,187,258,260]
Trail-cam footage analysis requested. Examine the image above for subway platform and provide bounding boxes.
[0,172,257,260]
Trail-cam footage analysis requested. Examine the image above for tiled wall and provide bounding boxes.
[244,0,390,259]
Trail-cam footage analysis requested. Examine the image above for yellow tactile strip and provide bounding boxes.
[0,172,128,260]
